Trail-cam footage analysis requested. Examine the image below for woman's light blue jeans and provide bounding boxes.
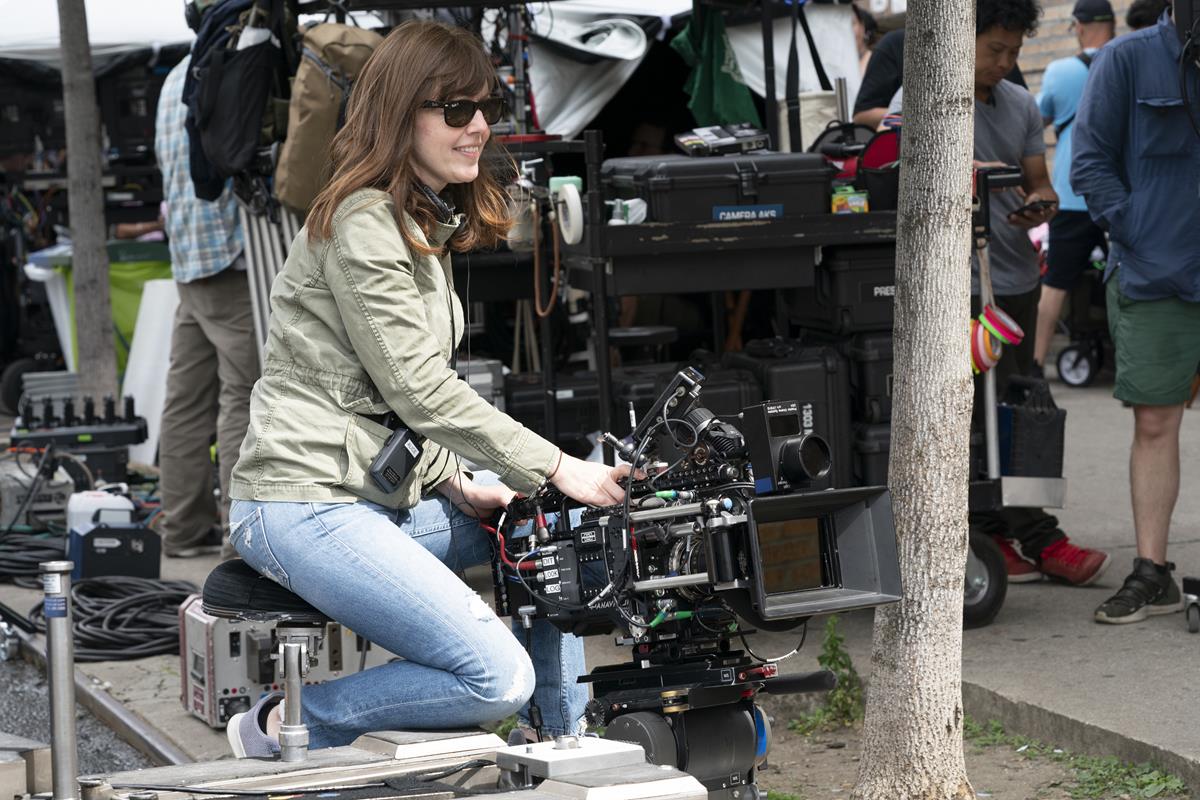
[228,491,587,749]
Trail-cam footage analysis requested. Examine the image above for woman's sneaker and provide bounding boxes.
[1094,558,1183,624]
[227,691,283,758]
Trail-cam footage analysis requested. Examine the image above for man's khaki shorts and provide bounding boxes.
[1106,268,1200,406]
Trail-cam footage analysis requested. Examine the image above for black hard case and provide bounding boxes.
[505,372,603,454]
[600,153,834,223]
[847,332,894,424]
[852,423,892,487]
[612,365,763,437]
[788,245,896,334]
[721,341,853,489]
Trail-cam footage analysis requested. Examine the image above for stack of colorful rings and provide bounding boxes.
[971,319,1003,374]
[978,304,1024,347]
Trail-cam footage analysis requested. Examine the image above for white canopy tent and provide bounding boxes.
[0,0,857,139]
[0,0,194,69]
[522,0,859,138]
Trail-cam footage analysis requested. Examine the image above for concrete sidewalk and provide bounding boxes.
[3,380,1199,783]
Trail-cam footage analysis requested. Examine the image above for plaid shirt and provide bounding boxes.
[154,56,244,283]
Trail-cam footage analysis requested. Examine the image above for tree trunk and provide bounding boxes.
[57,0,118,401]
[852,0,977,797]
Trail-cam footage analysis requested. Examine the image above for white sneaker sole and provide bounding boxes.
[227,711,250,758]
[1095,596,1183,624]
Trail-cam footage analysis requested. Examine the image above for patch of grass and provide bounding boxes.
[489,714,519,739]
[1069,756,1187,799]
[787,616,863,735]
[766,791,806,800]
[964,717,1188,799]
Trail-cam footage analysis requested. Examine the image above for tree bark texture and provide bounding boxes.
[57,0,119,401]
[852,0,977,798]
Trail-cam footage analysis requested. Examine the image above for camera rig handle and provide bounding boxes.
[759,669,838,696]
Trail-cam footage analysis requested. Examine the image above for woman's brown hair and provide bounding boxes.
[306,20,511,255]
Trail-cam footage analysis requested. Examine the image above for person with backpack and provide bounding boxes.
[154,0,259,559]
[223,20,633,756]
[1031,0,1116,373]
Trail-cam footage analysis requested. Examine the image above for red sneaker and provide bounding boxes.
[1039,538,1110,586]
[991,535,1042,583]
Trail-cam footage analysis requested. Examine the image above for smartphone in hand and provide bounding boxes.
[1013,199,1057,216]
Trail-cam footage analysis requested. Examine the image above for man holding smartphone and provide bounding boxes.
[885,0,1111,586]
[965,0,1109,586]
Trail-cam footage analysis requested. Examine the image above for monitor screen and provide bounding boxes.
[755,517,827,594]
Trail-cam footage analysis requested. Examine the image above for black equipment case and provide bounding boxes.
[788,245,896,334]
[613,365,763,437]
[505,372,603,455]
[847,332,894,424]
[852,423,892,487]
[722,340,853,489]
[601,152,834,223]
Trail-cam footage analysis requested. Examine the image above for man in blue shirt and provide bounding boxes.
[1071,6,1200,624]
[1032,0,1115,371]
[154,3,260,558]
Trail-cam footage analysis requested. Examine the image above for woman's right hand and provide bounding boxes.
[549,453,633,507]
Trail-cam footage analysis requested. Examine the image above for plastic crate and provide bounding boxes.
[998,380,1066,478]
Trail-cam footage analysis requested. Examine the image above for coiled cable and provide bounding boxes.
[28,575,198,662]
[0,531,68,588]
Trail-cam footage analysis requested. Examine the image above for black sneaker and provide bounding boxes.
[1094,558,1183,624]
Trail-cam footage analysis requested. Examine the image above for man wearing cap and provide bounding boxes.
[1071,3,1200,624]
[1031,0,1116,374]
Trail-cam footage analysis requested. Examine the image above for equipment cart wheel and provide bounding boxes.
[1056,345,1096,388]
[0,357,38,415]
[1187,604,1199,634]
[964,530,1008,629]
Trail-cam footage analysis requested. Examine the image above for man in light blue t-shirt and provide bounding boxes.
[1031,0,1115,370]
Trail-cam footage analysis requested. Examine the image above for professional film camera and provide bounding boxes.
[491,368,902,800]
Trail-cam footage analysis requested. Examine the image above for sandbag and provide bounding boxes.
[275,23,382,214]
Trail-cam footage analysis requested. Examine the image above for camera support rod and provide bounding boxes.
[41,560,79,800]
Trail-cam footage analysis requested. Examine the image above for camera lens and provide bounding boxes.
[779,434,832,483]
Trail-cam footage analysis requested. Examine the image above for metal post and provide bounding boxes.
[509,7,527,133]
[984,369,1001,479]
[278,641,308,762]
[834,77,850,124]
[584,131,614,463]
[977,245,1001,480]
[41,561,78,800]
[761,0,778,147]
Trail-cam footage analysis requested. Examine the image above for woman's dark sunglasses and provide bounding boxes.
[420,97,507,127]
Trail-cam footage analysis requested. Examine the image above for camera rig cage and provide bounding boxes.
[489,368,902,799]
